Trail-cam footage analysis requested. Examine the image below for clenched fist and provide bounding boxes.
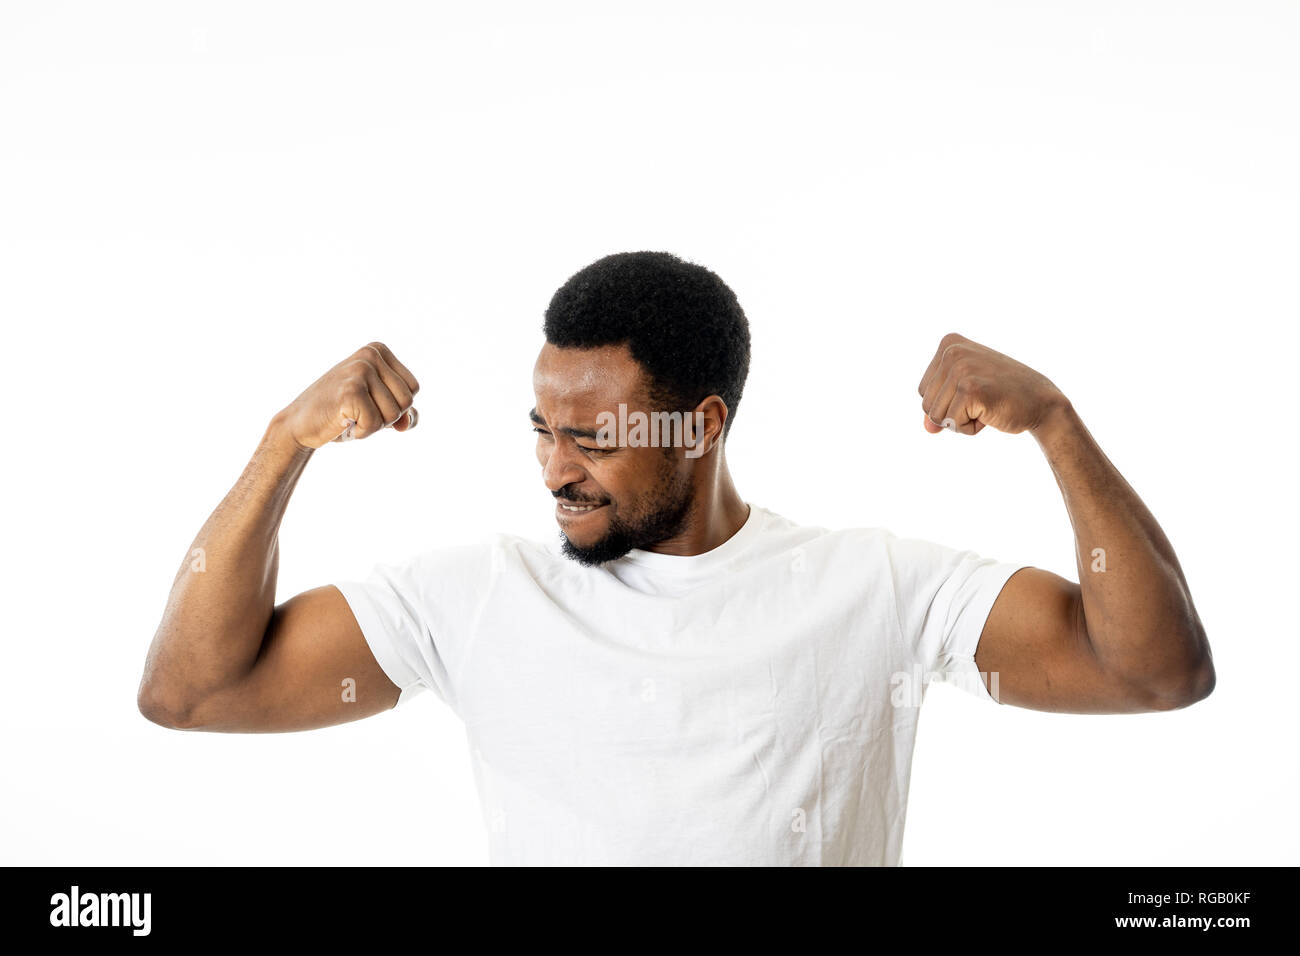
[917,333,1068,436]
[272,342,421,450]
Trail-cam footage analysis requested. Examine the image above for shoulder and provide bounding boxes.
[756,509,988,577]
[749,506,900,567]
[368,530,558,586]
[757,506,891,549]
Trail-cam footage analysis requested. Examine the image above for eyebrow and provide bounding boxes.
[528,407,599,440]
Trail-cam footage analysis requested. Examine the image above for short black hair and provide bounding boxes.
[543,251,751,437]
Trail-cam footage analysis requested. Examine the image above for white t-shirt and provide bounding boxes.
[333,503,1028,866]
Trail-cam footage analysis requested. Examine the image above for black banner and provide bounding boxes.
[7,865,1290,942]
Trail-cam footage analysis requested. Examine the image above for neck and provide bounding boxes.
[646,450,749,557]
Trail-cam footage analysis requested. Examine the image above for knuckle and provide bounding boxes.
[341,387,369,406]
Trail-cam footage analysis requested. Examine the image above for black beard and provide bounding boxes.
[559,474,693,567]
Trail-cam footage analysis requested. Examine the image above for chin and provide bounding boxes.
[559,529,635,567]
[555,519,609,547]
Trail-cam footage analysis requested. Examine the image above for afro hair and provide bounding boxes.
[543,251,752,436]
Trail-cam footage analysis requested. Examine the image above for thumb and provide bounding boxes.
[391,407,418,433]
[922,413,944,434]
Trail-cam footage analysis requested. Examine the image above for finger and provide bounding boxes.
[360,365,405,427]
[391,406,418,432]
[917,344,946,398]
[364,342,420,395]
[338,382,386,440]
[936,377,982,435]
[917,333,966,396]
[921,368,959,430]
[362,344,415,414]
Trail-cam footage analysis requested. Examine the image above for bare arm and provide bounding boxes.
[137,342,421,732]
[918,333,1214,714]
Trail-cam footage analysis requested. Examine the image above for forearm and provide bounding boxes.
[1031,401,1213,703]
[139,415,312,721]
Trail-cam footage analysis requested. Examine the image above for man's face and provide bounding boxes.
[531,342,694,565]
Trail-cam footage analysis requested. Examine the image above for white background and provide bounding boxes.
[2,1,1296,865]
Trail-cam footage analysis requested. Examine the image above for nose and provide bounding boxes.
[541,439,587,494]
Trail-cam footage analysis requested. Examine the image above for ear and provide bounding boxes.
[685,396,728,458]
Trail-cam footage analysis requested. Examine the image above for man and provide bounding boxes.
[137,250,1214,866]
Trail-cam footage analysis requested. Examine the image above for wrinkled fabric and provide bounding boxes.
[333,504,1027,865]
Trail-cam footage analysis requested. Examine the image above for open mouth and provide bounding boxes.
[555,500,608,517]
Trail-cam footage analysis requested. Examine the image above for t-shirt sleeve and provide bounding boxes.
[883,531,1030,703]
[331,539,499,716]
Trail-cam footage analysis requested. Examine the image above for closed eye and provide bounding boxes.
[534,426,611,455]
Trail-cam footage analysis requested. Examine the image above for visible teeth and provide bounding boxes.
[560,503,598,511]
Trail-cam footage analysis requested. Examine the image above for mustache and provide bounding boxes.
[553,490,608,505]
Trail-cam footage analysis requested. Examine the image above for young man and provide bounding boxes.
[137,251,1214,865]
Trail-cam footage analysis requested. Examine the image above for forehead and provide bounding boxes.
[532,343,650,418]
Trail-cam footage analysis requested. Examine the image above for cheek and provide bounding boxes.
[595,458,652,506]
